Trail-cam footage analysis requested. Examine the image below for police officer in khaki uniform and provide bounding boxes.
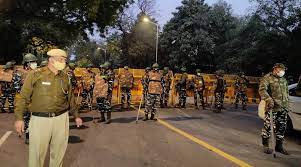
[14,49,83,167]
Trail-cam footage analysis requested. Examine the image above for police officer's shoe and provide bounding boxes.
[150,114,157,121]
[143,114,149,121]
[262,137,272,154]
[242,106,247,111]
[275,140,289,155]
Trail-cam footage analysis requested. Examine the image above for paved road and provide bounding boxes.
[0,104,301,167]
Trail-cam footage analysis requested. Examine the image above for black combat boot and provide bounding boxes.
[195,103,199,109]
[275,140,289,155]
[235,104,238,109]
[142,114,149,121]
[262,137,273,154]
[242,105,247,111]
[25,133,29,145]
[202,102,206,110]
[100,113,106,122]
[150,114,157,121]
[0,108,5,113]
[104,112,111,124]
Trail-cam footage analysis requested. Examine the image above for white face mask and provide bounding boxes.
[53,61,66,71]
[29,62,37,70]
[197,73,201,76]
[277,70,285,77]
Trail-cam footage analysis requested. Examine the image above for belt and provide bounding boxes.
[31,110,67,117]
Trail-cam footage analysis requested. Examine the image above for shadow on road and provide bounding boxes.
[68,135,84,144]
[162,116,203,122]
[111,116,136,123]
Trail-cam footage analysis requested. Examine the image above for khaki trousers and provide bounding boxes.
[29,112,69,167]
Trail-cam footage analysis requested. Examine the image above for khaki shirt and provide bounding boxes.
[15,67,79,121]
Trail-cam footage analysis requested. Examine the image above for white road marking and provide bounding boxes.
[0,131,12,147]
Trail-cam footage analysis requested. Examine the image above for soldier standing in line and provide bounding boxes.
[80,64,95,110]
[103,61,115,107]
[259,63,289,155]
[141,67,151,107]
[177,67,188,108]
[118,66,134,109]
[161,67,172,108]
[0,62,15,113]
[193,69,206,110]
[214,70,227,112]
[94,74,112,124]
[234,72,249,110]
[143,63,163,121]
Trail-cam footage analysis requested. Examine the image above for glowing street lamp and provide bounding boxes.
[143,17,159,63]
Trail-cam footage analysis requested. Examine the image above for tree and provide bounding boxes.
[0,0,131,64]
[160,0,220,72]
[252,0,301,35]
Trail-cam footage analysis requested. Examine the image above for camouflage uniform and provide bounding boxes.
[81,69,95,109]
[193,71,205,109]
[118,66,134,108]
[94,74,112,124]
[161,68,172,108]
[105,68,115,105]
[178,69,188,108]
[0,62,15,113]
[141,68,150,106]
[259,69,289,154]
[234,74,249,110]
[214,72,227,112]
[144,64,163,121]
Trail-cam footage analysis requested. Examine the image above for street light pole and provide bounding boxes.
[143,17,159,63]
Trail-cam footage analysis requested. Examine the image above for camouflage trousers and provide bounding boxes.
[160,87,170,107]
[24,111,31,137]
[81,89,93,108]
[214,92,224,110]
[145,94,160,115]
[96,97,111,113]
[178,89,187,107]
[121,87,131,106]
[261,110,288,141]
[234,91,247,108]
[142,89,148,106]
[0,90,15,112]
[194,90,205,108]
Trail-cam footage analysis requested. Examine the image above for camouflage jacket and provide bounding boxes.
[234,76,249,92]
[193,75,205,91]
[141,73,149,91]
[178,73,188,89]
[162,73,172,89]
[215,77,227,93]
[259,72,289,111]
